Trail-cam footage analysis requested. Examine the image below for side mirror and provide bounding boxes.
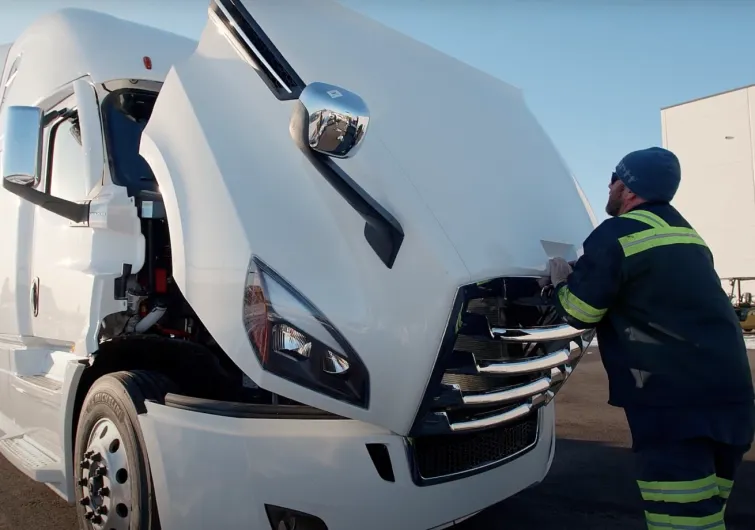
[1,105,43,186]
[290,82,370,159]
[288,82,403,269]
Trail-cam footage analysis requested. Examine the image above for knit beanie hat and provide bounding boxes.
[614,147,681,203]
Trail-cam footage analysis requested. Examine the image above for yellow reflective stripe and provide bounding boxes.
[557,286,607,324]
[619,227,707,257]
[645,508,725,529]
[637,474,717,492]
[621,210,670,228]
[637,474,719,504]
[716,477,733,499]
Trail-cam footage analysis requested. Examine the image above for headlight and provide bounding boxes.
[242,256,369,408]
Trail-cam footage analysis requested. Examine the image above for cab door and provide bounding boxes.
[0,77,144,490]
[28,92,98,347]
[5,79,135,437]
[2,89,98,442]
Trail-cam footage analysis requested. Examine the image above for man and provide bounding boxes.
[548,146,755,529]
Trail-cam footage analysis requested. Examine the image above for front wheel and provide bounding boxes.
[73,370,176,530]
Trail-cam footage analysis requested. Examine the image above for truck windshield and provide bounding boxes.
[101,88,159,195]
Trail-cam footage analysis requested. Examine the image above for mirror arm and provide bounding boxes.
[3,179,89,224]
[302,149,404,269]
[40,107,76,128]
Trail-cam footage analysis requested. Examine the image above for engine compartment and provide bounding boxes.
[93,83,305,409]
[96,195,288,406]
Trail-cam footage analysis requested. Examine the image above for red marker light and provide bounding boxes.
[143,56,152,70]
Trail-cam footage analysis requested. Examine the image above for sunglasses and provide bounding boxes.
[611,172,619,185]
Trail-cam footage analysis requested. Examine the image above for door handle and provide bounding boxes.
[31,277,39,317]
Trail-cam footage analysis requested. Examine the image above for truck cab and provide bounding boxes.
[0,2,596,529]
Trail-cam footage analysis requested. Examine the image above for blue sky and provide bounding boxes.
[1,0,754,219]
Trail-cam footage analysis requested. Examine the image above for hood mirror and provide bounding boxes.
[1,105,43,187]
[290,82,369,159]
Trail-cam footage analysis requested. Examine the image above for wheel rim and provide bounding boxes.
[78,418,132,529]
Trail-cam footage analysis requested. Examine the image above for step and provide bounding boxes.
[0,434,64,484]
[12,374,64,411]
[17,375,63,393]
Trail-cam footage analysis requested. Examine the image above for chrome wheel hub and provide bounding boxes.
[78,418,132,529]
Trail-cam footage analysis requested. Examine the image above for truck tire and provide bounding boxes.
[73,370,178,530]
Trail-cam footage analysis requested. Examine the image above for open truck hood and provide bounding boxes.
[139,0,596,435]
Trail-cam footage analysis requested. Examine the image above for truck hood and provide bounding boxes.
[140,0,595,435]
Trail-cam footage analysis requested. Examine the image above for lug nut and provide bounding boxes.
[80,460,90,469]
[90,452,102,462]
[94,468,107,477]
[96,505,108,515]
[85,512,94,520]
[79,496,90,506]
[84,450,94,458]
[92,514,103,524]
[98,487,110,497]
[78,478,88,486]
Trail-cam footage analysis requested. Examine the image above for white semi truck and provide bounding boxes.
[0,1,597,529]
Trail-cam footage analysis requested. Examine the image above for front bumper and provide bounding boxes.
[139,400,556,530]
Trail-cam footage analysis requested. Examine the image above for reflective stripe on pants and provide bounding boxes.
[633,438,748,530]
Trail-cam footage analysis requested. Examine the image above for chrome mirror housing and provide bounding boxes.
[290,82,369,159]
[1,105,43,187]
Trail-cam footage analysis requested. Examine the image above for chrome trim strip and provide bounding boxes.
[450,347,585,430]
[450,403,533,432]
[463,377,551,405]
[477,348,571,375]
[531,390,556,408]
[491,323,584,342]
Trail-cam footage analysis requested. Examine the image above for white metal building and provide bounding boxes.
[661,84,755,295]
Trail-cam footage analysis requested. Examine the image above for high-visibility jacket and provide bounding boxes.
[553,202,754,411]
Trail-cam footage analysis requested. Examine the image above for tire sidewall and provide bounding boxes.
[74,375,154,530]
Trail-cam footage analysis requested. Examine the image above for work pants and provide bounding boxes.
[633,437,749,529]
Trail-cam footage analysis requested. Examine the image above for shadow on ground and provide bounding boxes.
[459,437,754,530]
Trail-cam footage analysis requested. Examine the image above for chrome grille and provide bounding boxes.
[409,276,595,439]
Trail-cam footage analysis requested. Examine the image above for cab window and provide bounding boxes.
[43,105,87,202]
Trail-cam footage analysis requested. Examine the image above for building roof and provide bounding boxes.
[661,83,755,111]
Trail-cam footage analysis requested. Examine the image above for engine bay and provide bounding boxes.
[93,84,303,408]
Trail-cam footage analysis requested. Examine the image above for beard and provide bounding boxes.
[605,194,622,217]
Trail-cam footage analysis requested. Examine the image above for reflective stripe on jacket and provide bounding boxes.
[553,202,755,409]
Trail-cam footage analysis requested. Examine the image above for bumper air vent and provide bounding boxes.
[409,410,538,483]
[209,0,305,100]
[407,276,595,485]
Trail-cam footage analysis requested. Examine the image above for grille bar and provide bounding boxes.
[450,403,532,432]
[407,276,594,485]
[477,347,573,375]
[492,323,584,342]
[409,276,595,438]
[462,376,551,406]
[432,346,582,432]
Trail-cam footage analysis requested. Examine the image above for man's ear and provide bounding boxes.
[621,183,637,201]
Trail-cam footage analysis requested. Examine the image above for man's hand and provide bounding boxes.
[549,257,573,287]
